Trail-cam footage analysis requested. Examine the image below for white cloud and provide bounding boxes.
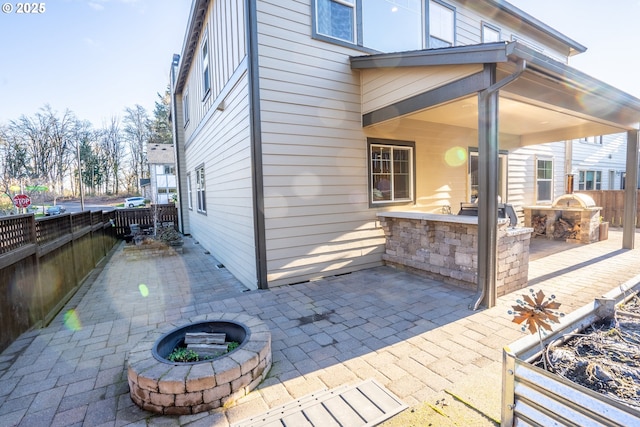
[88,2,105,11]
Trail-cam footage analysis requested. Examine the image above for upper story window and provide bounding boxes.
[202,36,211,98]
[369,139,415,205]
[316,0,355,43]
[362,0,422,52]
[429,0,455,48]
[314,0,455,52]
[182,88,190,127]
[579,135,603,145]
[482,22,501,43]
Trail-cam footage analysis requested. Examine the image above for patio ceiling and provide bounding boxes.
[352,42,640,148]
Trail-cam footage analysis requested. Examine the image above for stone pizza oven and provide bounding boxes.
[523,192,602,243]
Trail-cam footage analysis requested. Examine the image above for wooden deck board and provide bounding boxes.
[231,379,408,427]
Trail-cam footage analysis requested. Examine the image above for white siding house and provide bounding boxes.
[147,143,177,204]
[171,0,640,292]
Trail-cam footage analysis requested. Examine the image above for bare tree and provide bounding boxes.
[99,116,125,194]
[123,105,151,193]
[41,105,78,196]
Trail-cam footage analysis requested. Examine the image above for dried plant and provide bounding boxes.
[509,289,563,370]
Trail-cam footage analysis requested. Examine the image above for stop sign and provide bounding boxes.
[13,194,31,208]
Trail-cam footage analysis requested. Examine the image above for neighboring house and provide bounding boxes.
[147,143,177,204]
[170,0,640,293]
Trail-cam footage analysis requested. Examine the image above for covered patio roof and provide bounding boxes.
[351,42,640,308]
[352,42,640,146]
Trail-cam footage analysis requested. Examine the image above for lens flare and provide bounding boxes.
[139,284,149,297]
[63,309,82,331]
[444,147,467,167]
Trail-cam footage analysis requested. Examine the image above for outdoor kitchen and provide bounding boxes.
[378,203,534,298]
[523,176,603,244]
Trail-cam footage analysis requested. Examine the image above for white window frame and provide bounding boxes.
[187,172,193,210]
[579,135,603,145]
[202,34,211,99]
[468,150,508,203]
[314,0,457,51]
[535,157,553,203]
[182,88,190,127]
[315,0,356,44]
[482,22,501,43]
[195,166,206,213]
[578,170,602,190]
[429,0,455,48]
[369,139,415,205]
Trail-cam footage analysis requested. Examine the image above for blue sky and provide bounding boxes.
[0,0,191,127]
[1,0,639,129]
[507,0,640,99]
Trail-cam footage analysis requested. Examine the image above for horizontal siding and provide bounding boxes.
[182,0,247,142]
[251,0,580,287]
[257,0,384,287]
[185,73,257,290]
[361,64,481,115]
[572,133,627,190]
[452,0,570,62]
[508,142,566,210]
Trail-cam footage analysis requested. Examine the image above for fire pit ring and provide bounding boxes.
[126,313,271,415]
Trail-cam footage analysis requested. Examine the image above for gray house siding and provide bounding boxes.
[257,0,383,286]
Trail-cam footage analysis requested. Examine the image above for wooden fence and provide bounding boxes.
[0,210,118,353]
[0,204,178,353]
[114,204,178,237]
[580,190,640,227]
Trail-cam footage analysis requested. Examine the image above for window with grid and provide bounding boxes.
[578,170,602,190]
[202,36,211,97]
[369,140,414,204]
[536,158,553,203]
[195,166,206,213]
[314,0,455,51]
[429,0,455,47]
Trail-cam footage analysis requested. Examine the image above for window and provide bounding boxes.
[369,139,414,204]
[362,0,422,52]
[314,0,455,51]
[202,36,211,97]
[187,172,193,210]
[578,170,602,190]
[468,150,508,202]
[316,0,355,43]
[429,0,455,48]
[579,135,602,145]
[608,170,616,190]
[536,158,553,203]
[482,22,500,43]
[183,88,190,126]
[164,165,175,175]
[195,166,206,213]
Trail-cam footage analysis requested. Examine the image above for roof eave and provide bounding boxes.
[174,0,209,94]
[488,0,587,55]
[350,42,511,69]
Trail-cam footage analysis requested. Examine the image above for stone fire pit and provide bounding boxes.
[126,313,271,415]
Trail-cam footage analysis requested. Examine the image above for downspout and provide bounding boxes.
[169,54,186,234]
[246,0,268,289]
[471,59,527,311]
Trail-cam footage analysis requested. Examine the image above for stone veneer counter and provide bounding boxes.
[377,212,533,297]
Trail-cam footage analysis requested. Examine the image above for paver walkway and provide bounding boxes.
[1,229,639,426]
